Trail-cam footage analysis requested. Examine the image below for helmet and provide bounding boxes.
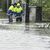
[17,3,20,6]
[14,3,17,5]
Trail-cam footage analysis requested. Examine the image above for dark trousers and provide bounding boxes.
[7,10,13,23]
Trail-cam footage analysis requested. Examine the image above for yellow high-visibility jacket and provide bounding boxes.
[14,6,23,13]
[8,5,14,12]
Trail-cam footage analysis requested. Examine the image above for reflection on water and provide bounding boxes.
[24,23,30,33]
[24,24,50,50]
[0,23,50,50]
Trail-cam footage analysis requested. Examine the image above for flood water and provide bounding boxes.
[0,23,50,50]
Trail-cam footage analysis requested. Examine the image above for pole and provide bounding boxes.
[7,0,9,10]
[25,0,30,23]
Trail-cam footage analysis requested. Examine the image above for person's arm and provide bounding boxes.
[21,7,23,12]
[8,6,13,10]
